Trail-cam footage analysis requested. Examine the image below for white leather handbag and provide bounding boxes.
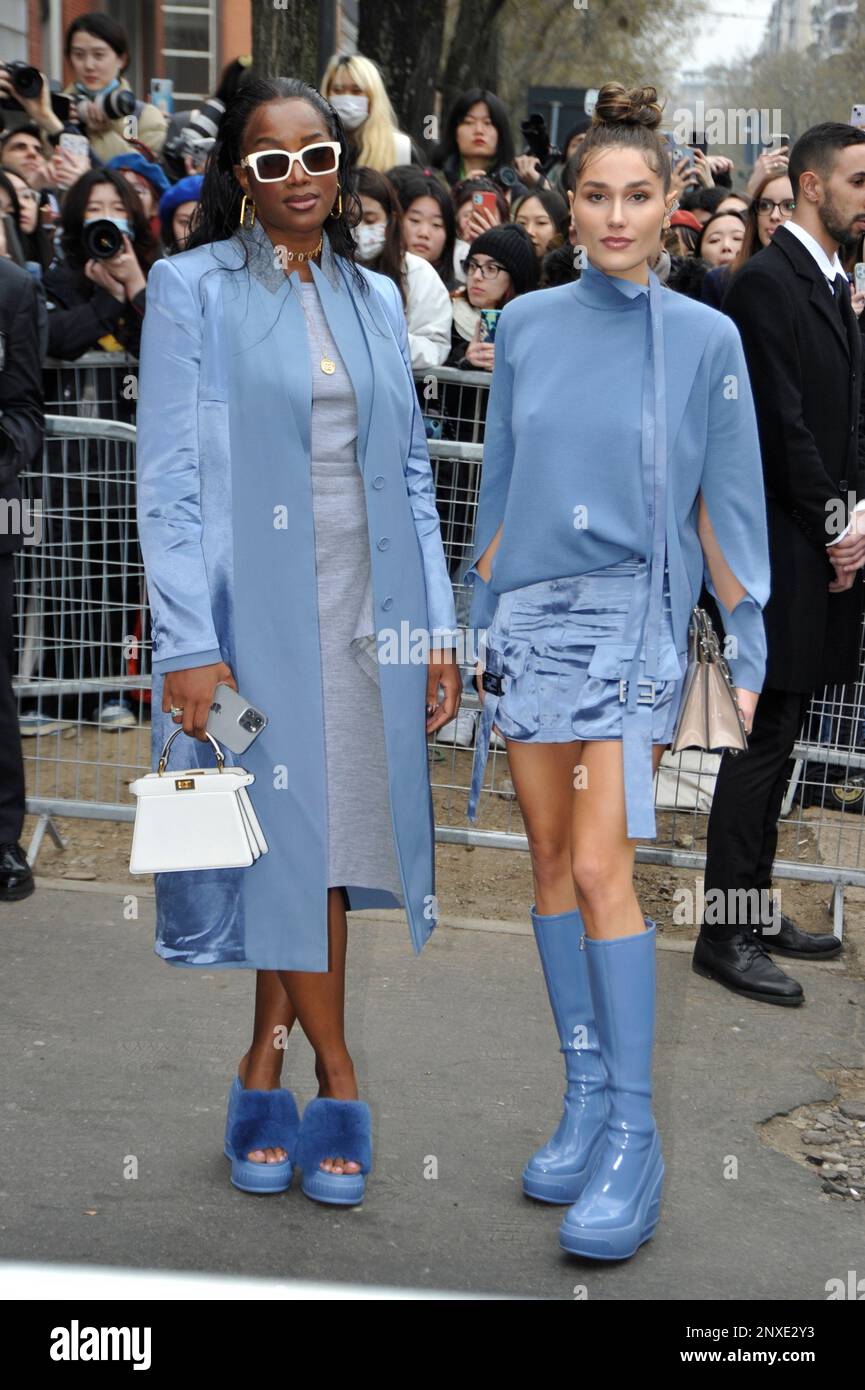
[129,728,268,874]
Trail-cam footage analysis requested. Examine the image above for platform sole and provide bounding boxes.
[225,1143,294,1194]
[559,1160,664,1260]
[301,1168,366,1206]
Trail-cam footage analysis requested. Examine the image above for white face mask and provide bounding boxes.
[355,222,387,261]
[330,93,369,131]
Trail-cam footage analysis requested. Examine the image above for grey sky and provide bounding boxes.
[686,0,775,72]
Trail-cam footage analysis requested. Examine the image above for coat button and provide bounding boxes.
[381,596,394,611]
[372,475,385,489]
[377,537,390,550]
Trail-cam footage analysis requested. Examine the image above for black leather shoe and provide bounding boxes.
[0,843,34,901]
[755,913,842,959]
[692,931,804,1006]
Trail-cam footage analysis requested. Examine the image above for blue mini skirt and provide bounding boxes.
[466,555,688,839]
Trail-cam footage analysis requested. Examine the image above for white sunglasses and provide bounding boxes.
[240,142,341,182]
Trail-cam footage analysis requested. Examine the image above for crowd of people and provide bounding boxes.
[7,15,860,377]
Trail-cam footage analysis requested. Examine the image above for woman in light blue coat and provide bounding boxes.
[135,77,461,1203]
[465,83,771,1260]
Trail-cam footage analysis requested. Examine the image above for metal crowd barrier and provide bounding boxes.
[42,350,139,423]
[11,362,865,935]
[13,414,149,862]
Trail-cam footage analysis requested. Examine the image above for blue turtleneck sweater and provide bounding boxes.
[465,260,771,692]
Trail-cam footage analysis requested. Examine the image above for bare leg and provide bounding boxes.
[570,741,668,939]
[504,738,585,914]
[278,885,361,1177]
[236,969,297,1165]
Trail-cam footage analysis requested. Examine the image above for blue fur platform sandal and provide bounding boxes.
[295,1097,373,1206]
[223,1075,301,1194]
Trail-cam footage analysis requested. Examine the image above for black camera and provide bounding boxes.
[1,61,44,108]
[82,218,127,260]
[520,113,562,172]
[75,86,136,123]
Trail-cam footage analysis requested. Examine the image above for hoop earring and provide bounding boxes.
[239,193,256,229]
[330,186,343,219]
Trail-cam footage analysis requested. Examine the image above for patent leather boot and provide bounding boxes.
[559,917,664,1259]
[522,904,608,1204]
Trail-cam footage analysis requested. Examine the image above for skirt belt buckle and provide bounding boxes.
[618,677,656,705]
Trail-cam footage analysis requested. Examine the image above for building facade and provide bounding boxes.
[11,0,358,113]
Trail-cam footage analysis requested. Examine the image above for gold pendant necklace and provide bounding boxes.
[298,281,336,374]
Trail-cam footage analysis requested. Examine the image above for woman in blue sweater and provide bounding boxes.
[465,83,771,1261]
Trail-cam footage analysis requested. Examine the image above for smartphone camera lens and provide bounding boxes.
[240,708,264,734]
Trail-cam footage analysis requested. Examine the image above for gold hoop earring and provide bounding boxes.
[239,193,256,229]
[330,186,343,219]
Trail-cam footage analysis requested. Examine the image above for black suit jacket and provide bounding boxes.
[722,223,865,690]
[0,259,46,556]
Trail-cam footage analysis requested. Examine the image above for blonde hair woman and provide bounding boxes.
[321,53,415,173]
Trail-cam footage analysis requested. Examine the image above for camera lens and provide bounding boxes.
[10,63,43,101]
[102,87,136,120]
[82,218,123,260]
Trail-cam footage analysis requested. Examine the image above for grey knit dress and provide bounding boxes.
[299,278,404,898]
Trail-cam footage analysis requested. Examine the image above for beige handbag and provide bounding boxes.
[670,606,749,755]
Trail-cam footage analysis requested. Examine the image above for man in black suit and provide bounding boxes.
[0,257,46,901]
[694,123,865,1004]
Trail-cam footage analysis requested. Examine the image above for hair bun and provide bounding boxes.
[592,82,664,132]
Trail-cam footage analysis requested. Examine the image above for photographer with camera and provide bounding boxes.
[42,168,159,360]
[0,12,167,167]
[433,89,529,203]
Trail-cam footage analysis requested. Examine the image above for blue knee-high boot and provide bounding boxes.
[522,904,608,1204]
[559,917,664,1259]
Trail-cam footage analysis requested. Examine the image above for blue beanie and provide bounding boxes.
[106,151,172,198]
[158,174,204,240]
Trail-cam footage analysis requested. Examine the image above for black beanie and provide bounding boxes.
[468,223,539,295]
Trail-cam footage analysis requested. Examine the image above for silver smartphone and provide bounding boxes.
[855,263,865,294]
[59,131,90,160]
[851,105,865,130]
[205,683,267,754]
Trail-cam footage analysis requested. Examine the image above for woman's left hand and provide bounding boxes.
[426,647,462,733]
[735,687,759,736]
[82,99,112,133]
[102,234,146,298]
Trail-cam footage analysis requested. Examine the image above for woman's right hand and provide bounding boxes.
[465,201,500,240]
[670,154,700,200]
[163,661,237,741]
[746,145,789,196]
[464,319,495,371]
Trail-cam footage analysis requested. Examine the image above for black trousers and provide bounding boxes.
[702,685,812,939]
[0,552,26,845]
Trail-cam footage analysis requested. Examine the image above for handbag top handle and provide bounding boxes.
[157,727,226,775]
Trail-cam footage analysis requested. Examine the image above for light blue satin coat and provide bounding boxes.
[135,223,457,970]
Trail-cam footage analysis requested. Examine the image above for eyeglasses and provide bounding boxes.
[462,256,506,278]
[755,197,795,216]
[240,142,341,182]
